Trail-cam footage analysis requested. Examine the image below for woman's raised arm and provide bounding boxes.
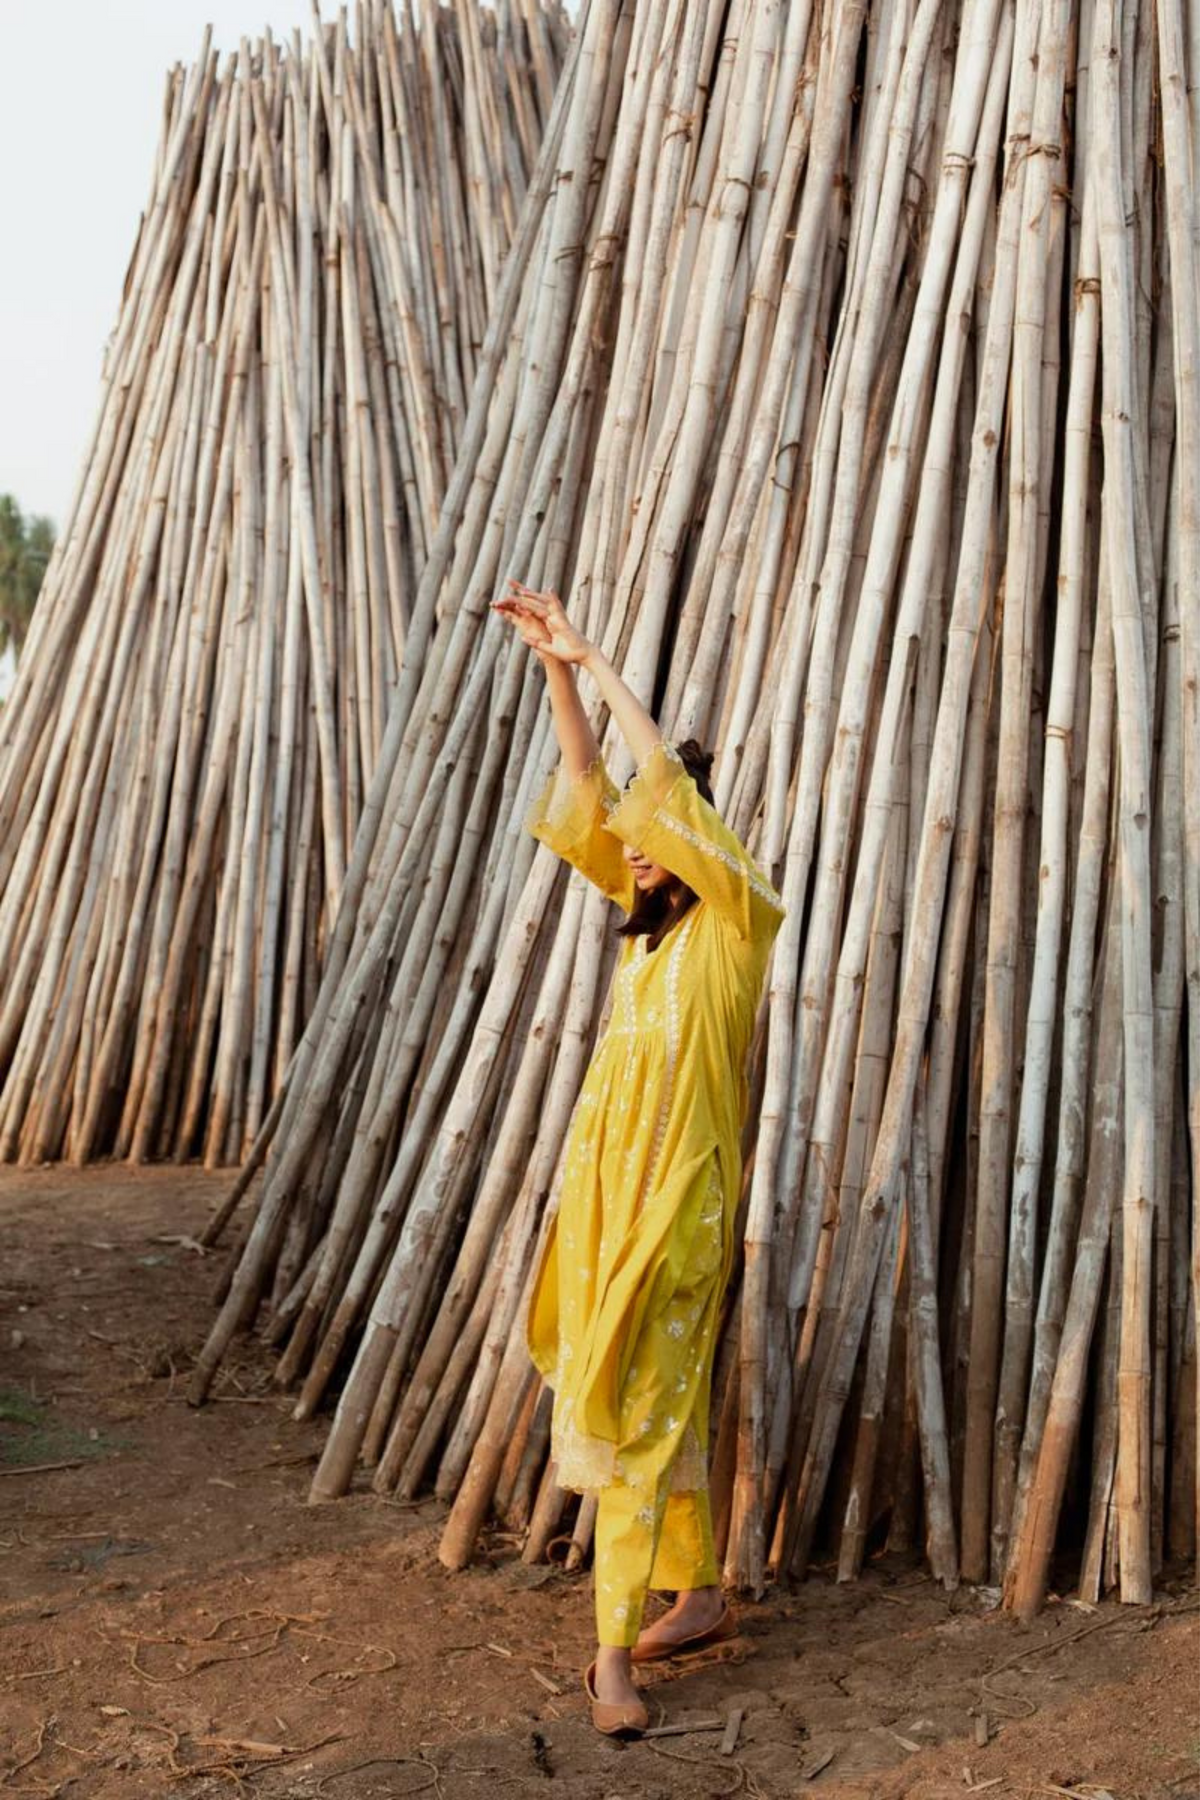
[493,582,663,773]
[493,583,783,942]
[493,581,635,912]
[493,580,600,778]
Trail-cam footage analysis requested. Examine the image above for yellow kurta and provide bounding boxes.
[524,740,785,1503]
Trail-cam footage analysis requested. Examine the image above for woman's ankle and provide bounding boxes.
[672,1583,723,1614]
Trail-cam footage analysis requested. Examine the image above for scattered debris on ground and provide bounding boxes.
[1,1168,1194,1798]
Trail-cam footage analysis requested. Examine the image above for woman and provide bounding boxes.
[491,580,785,1735]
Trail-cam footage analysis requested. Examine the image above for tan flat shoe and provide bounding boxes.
[630,1602,739,1664]
[584,1661,649,1736]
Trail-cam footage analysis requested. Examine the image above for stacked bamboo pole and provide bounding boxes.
[0,1,567,1167]
[21,0,1198,1612]
[184,0,1197,1614]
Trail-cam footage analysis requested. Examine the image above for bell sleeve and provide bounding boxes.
[525,752,637,913]
[602,740,785,942]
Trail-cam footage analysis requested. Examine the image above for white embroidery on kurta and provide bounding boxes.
[652,808,785,913]
[617,739,783,916]
[552,1379,709,1496]
[542,790,719,1501]
[671,1422,706,1492]
[633,907,697,1219]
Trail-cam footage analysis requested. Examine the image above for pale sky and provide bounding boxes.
[0,1,327,530]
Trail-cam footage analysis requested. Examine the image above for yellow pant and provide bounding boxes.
[594,1478,719,1646]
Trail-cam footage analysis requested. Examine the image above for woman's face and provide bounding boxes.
[621,841,676,892]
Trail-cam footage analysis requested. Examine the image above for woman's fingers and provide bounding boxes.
[492,596,553,657]
[507,579,553,617]
[541,592,573,635]
[501,582,586,660]
[493,595,539,626]
[496,597,543,627]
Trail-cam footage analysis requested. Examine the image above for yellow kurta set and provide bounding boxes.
[524,741,785,1646]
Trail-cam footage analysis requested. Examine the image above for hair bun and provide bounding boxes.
[676,736,714,772]
[674,738,716,802]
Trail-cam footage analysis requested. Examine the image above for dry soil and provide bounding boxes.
[0,1166,1195,1800]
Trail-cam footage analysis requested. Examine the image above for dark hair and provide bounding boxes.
[615,739,715,952]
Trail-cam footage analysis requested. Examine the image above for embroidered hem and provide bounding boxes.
[654,807,785,913]
[525,751,609,842]
[552,1409,708,1495]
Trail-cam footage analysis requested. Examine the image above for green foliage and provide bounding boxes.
[0,494,55,660]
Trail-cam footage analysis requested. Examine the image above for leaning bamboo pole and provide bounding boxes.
[0,1,568,1168]
[9,0,1192,1611]
[190,0,1196,1610]
[1091,0,1158,1606]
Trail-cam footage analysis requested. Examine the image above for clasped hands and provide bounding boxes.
[491,579,594,668]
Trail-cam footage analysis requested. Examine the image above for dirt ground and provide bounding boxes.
[0,1166,1195,1800]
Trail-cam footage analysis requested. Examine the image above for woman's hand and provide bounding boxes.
[495,577,660,782]
[492,585,555,660]
[492,580,593,666]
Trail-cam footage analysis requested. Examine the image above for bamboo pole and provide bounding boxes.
[5,0,1190,1610]
[0,3,567,1170]
[1091,0,1158,1606]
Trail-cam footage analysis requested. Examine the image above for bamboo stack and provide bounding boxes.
[87,0,1200,1612]
[0,1,567,1167]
